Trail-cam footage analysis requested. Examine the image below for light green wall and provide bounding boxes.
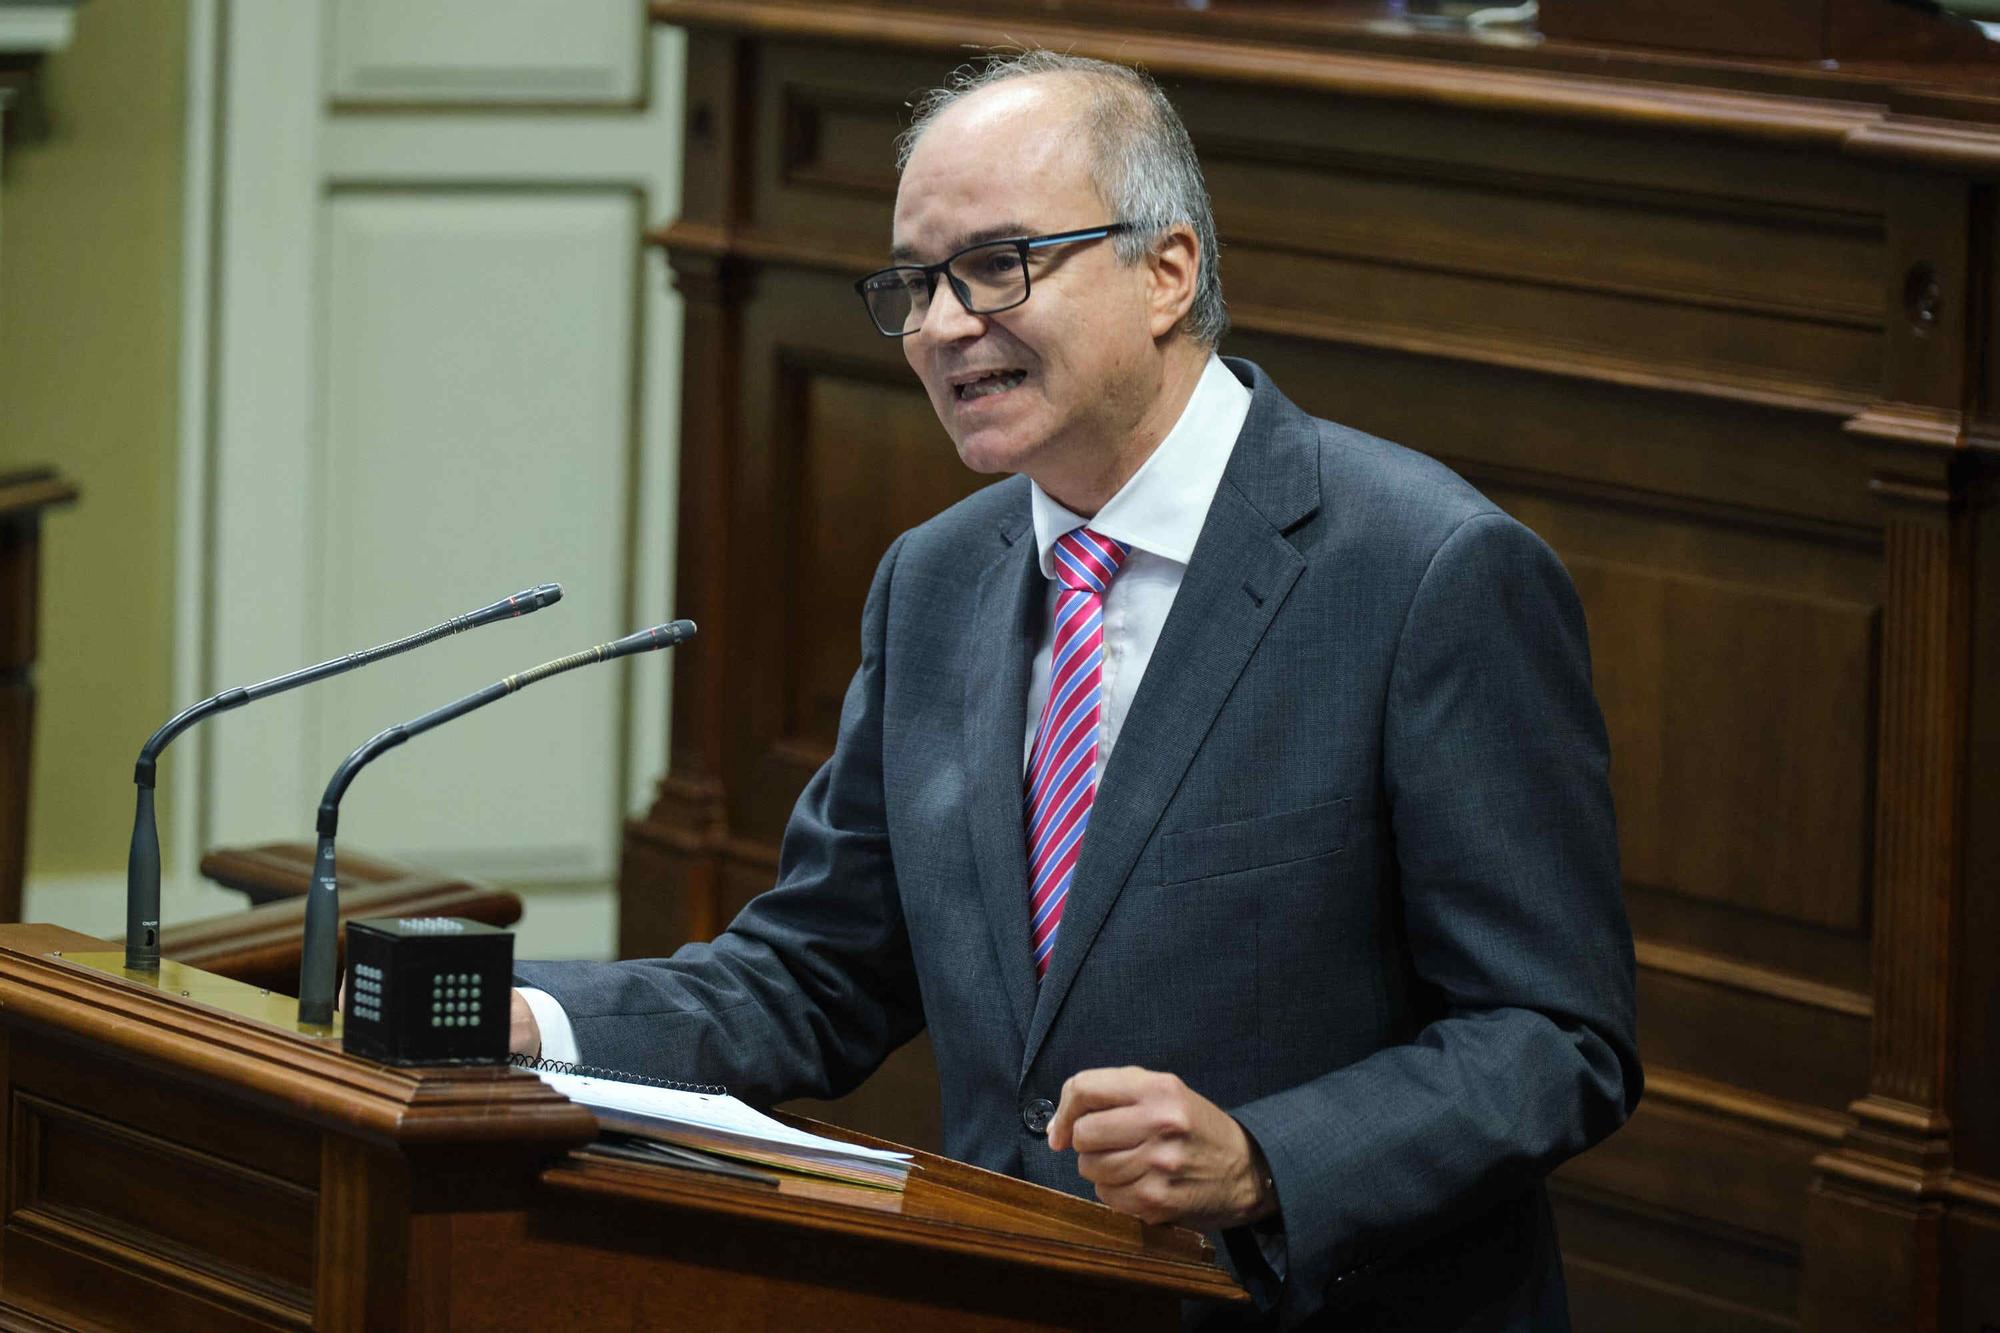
[0,3,187,880]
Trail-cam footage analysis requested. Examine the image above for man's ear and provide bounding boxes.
[1144,225,1200,340]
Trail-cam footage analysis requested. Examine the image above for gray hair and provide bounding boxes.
[897,52,1228,347]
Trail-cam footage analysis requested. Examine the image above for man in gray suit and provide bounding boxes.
[514,51,1639,1331]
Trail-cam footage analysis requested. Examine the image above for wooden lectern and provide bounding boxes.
[0,922,1242,1330]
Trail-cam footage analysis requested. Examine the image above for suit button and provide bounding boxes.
[1022,1097,1055,1135]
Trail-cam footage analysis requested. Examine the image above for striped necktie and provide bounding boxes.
[1025,527,1131,979]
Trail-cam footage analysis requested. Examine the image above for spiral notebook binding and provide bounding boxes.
[510,1052,728,1097]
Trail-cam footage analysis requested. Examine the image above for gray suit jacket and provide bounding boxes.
[518,358,1641,1330]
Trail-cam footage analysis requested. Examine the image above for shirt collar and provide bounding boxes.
[1030,354,1252,577]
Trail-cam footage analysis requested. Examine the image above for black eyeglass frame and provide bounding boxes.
[853,222,1134,337]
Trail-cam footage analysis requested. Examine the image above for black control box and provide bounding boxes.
[340,917,512,1066]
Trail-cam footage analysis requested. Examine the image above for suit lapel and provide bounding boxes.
[1023,361,1321,1071]
[963,513,1043,1046]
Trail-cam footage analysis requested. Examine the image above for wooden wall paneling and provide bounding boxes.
[1627,968,1868,1116]
[1205,153,1882,414]
[756,42,913,245]
[1229,331,1883,533]
[1558,1070,1845,1239]
[1557,1184,1804,1332]
[1556,554,1876,931]
[783,358,967,749]
[1552,1068,1850,1326]
[1465,463,1882,1115]
[1945,1202,2000,1330]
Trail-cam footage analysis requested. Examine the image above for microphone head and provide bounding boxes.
[607,620,698,659]
[470,583,566,627]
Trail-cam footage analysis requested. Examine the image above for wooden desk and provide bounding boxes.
[0,469,77,923]
[0,923,1241,1330]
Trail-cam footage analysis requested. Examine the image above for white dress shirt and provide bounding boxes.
[1024,354,1251,776]
[522,355,1252,1068]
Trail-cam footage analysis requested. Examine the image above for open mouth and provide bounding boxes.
[953,369,1027,402]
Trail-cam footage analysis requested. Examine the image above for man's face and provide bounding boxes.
[892,80,1162,489]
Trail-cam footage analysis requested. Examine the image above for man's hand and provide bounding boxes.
[510,988,541,1058]
[1046,1066,1278,1231]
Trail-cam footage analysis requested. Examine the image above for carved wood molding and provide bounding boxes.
[541,1149,1241,1298]
[651,0,2000,171]
[636,772,729,846]
[664,245,758,306]
[1847,402,1977,456]
[1810,1143,2000,1226]
[1228,301,1869,419]
[1637,940,1873,1020]
[1645,1066,1852,1144]
[0,924,597,1151]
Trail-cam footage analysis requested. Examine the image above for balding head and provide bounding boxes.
[899,53,1227,347]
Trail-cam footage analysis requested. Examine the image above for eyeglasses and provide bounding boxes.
[854,223,1132,337]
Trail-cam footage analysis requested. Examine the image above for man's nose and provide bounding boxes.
[918,277,986,341]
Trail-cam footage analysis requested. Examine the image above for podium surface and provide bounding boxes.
[0,924,1241,1330]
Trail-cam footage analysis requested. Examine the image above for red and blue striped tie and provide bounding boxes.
[1025,528,1130,979]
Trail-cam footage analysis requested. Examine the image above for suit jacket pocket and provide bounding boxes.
[1161,797,1350,885]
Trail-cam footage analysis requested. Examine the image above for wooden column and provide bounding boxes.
[1805,169,1990,1330]
[620,32,755,956]
[0,471,78,923]
[1804,452,1970,1331]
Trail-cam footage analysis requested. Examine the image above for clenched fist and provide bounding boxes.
[1046,1066,1278,1231]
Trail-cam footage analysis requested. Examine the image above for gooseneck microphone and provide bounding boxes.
[124,583,565,973]
[295,619,696,1026]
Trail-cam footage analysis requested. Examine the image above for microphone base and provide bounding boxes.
[56,952,344,1038]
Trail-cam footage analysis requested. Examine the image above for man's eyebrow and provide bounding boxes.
[888,221,1032,265]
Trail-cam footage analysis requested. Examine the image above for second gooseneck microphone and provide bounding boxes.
[296,619,697,1026]
[123,584,563,973]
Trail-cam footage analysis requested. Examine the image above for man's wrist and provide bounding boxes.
[515,986,581,1064]
[509,987,542,1058]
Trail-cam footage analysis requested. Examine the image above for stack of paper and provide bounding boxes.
[533,1068,913,1190]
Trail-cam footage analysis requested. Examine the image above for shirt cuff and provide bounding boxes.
[517,987,581,1064]
[1222,1219,1287,1314]
[1255,1218,1288,1282]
